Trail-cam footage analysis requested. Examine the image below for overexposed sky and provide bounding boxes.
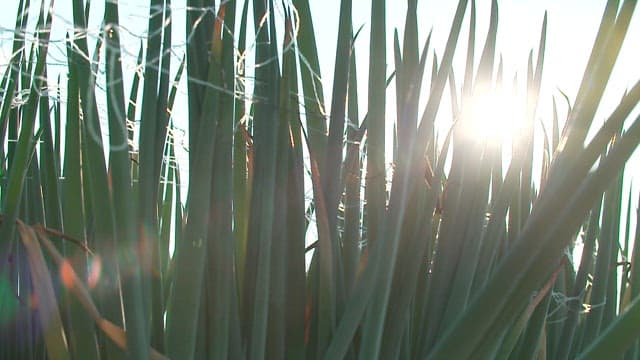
[2,0,637,131]
[311,0,639,121]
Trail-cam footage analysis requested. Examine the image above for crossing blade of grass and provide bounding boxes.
[553,197,603,359]
[430,1,498,345]
[38,69,63,238]
[157,54,185,279]
[33,226,169,360]
[136,0,171,352]
[411,0,470,353]
[0,5,52,354]
[518,13,546,222]
[495,262,561,359]
[342,24,362,296]
[69,0,131,357]
[323,2,468,359]
[474,0,499,86]
[480,103,637,358]
[35,63,68,357]
[283,30,309,360]
[104,0,142,357]
[0,0,28,152]
[184,0,216,170]
[294,0,328,171]
[383,125,454,360]
[155,0,173,157]
[60,34,100,359]
[577,282,640,359]
[427,2,638,356]
[311,0,353,356]
[305,118,337,360]
[627,190,640,357]
[242,2,282,358]
[0,0,53,266]
[265,13,295,357]
[234,0,251,301]
[158,56,185,286]
[126,43,144,154]
[618,188,633,311]
[17,222,69,360]
[379,8,433,358]
[461,0,476,97]
[414,0,468,163]
[204,2,236,359]
[0,70,11,164]
[323,0,353,264]
[581,163,624,347]
[429,110,640,360]
[559,0,629,155]
[357,0,387,357]
[151,1,174,350]
[317,2,353,338]
[165,1,223,357]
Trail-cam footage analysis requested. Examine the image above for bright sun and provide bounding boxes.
[461,89,525,145]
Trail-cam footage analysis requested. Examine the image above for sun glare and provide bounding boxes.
[461,89,525,145]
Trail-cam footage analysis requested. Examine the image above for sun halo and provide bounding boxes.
[459,88,525,146]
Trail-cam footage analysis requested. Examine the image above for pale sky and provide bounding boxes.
[2,0,637,131]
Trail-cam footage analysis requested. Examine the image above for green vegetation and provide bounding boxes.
[1,0,640,358]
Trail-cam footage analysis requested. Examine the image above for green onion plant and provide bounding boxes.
[1,0,640,358]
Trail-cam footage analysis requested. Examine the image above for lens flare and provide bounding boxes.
[60,260,75,290]
[88,256,102,289]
